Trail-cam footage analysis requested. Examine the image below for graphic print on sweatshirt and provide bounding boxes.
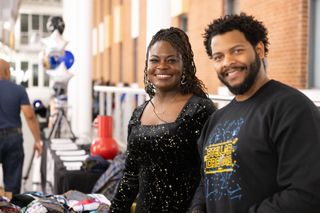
[204,118,244,201]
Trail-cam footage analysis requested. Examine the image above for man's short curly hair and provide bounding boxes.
[203,13,269,59]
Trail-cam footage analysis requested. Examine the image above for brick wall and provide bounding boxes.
[186,0,224,93]
[184,0,310,93]
[93,0,310,92]
[238,0,309,89]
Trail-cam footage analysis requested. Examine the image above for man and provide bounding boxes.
[191,13,320,213]
[0,59,42,194]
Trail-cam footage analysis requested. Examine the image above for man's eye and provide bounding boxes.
[213,55,223,62]
[234,49,243,54]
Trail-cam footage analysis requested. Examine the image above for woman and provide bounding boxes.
[109,27,216,212]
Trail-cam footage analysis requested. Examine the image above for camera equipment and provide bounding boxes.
[48,96,76,140]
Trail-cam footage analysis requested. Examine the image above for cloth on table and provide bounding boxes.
[91,153,126,201]
[64,190,110,212]
[81,155,111,173]
[0,195,21,212]
[9,190,110,212]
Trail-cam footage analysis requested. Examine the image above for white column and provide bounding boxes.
[146,0,171,47]
[63,0,92,142]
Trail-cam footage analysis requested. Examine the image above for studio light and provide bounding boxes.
[33,99,48,118]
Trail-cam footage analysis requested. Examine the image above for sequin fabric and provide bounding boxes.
[109,95,216,212]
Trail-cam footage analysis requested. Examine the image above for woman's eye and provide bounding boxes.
[149,59,158,63]
[167,59,177,64]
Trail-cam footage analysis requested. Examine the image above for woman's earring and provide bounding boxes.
[180,73,187,85]
[144,72,155,95]
[144,72,150,85]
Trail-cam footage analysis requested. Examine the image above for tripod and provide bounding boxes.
[48,106,76,140]
[23,104,77,193]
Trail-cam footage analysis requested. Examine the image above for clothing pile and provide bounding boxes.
[1,190,110,213]
[0,153,127,212]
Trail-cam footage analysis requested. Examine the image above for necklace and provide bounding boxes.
[150,93,179,123]
[150,99,165,114]
[150,100,169,123]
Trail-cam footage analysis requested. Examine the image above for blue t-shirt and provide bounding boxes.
[0,80,30,129]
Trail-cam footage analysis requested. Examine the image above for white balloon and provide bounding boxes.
[46,63,73,83]
[41,29,68,55]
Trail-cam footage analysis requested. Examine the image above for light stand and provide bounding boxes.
[47,104,76,141]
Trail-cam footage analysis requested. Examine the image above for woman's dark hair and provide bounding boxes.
[203,13,269,59]
[144,27,208,98]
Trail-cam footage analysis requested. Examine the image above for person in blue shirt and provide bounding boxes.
[0,59,42,194]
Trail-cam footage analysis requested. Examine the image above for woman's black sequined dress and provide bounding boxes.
[110,95,215,212]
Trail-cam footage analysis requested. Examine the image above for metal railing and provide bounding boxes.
[93,85,319,151]
[93,85,233,151]
[93,85,148,151]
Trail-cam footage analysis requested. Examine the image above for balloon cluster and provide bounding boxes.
[41,16,74,83]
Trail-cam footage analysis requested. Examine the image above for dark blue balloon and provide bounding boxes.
[61,50,75,69]
[49,54,61,69]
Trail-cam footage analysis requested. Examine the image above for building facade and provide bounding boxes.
[92,0,320,94]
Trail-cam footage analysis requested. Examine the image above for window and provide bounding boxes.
[133,38,138,82]
[309,0,320,88]
[10,62,16,82]
[20,13,53,45]
[21,14,29,32]
[224,0,239,15]
[43,15,50,33]
[21,14,29,44]
[44,72,50,87]
[108,48,112,80]
[32,64,39,86]
[21,61,29,88]
[179,15,188,32]
[119,42,123,82]
[32,15,40,30]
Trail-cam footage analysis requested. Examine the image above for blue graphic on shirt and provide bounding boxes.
[204,118,244,201]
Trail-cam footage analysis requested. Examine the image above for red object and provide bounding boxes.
[90,116,118,159]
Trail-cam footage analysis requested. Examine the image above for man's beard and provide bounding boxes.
[218,53,261,95]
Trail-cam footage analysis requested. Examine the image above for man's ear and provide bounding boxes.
[255,41,265,59]
[4,69,10,80]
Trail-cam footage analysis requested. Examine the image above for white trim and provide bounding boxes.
[131,0,139,38]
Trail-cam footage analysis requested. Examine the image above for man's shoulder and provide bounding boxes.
[270,80,309,99]
[261,80,306,101]
[264,80,318,113]
[0,81,28,100]
[1,80,18,86]
[0,80,25,90]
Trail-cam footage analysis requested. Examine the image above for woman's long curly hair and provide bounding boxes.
[144,27,208,98]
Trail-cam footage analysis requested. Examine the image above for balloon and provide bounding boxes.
[61,50,74,69]
[41,30,68,55]
[42,51,63,70]
[46,63,73,83]
[47,16,65,35]
[49,53,62,69]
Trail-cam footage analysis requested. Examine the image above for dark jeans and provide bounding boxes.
[0,131,24,194]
